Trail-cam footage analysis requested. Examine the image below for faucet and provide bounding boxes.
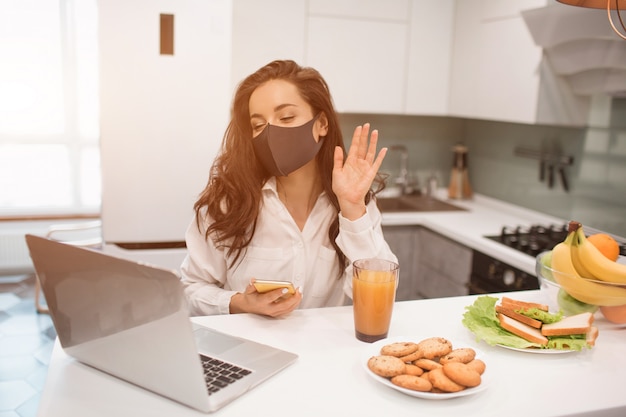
[389,145,410,195]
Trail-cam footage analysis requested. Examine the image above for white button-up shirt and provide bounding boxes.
[180,177,397,316]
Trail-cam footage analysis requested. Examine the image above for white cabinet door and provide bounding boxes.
[405,0,455,115]
[306,16,409,113]
[99,0,231,244]
[448,0,589,126]
[308,0,410,20]
[231,0,306,89]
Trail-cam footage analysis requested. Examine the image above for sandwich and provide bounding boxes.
[496,299,598,348]
[462,295,599,350]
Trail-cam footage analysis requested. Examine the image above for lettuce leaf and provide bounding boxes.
[546,335,588,351]
[516,307,562,324]
[462,296,590,351]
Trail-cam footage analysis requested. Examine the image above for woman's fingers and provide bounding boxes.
[349,123,382,163]
[333,145,344,171]
[365,128,379,164]
[357,123,370,159]
[349,123,371,159]
[372,145,388,172]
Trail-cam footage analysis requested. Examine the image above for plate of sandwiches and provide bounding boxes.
[463,296,598,353]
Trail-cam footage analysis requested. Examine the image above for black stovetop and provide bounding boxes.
[485,224,569,257]
[485,223,626,257]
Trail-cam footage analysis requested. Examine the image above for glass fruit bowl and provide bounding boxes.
[535,251,626,315]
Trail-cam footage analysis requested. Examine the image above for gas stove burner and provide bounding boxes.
[486,223,626,257]
[485,223,569,257]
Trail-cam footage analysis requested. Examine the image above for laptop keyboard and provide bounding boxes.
[199,354,252,395]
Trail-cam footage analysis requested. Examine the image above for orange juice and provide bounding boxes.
[352,259,398,343]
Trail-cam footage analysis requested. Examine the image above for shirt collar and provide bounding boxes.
[261,177,278,196]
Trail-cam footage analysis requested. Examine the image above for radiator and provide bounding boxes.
[0,230,38,274]
[0,220,80,275]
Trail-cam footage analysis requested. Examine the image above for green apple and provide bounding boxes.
[557,288,598,316]
[538,250,554,281]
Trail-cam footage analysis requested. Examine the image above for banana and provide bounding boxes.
[576,226,626,284]
[570,227,595,278]
[550,225,626,307]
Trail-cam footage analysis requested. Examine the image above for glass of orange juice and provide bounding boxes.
[352,258,399,343]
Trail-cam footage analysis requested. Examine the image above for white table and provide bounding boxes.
[38,291,626,417]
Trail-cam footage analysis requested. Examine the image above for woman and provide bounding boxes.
[181,60,397,317]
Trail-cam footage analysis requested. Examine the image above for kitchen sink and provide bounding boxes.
[376,195,466,213]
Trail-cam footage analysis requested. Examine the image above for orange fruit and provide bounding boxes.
[587,233,620,262]
[600,304,626,324]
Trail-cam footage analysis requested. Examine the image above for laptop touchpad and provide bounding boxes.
[193,327,244,355]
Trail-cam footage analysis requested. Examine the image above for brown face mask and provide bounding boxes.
[252,114,323,177]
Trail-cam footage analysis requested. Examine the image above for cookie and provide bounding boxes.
[380,342,419,358]
[416,337,453,359]
[442,362,481,388]
[439,348,476,365]
[367,355,406,378]
[428,367,466,393]
[404,364,424,376]
[466,359,486,375]
[391,374,433,392]
[399,348,424,362]
[413,358,442,371]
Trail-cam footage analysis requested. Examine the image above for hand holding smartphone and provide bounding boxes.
[252,279,296,298]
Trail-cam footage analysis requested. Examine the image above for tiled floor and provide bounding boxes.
[0,274,55,417]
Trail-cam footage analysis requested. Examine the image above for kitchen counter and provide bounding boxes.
[37,291,625,417]
[380,190,566,276]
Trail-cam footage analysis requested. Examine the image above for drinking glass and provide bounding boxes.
[352,258,399,343]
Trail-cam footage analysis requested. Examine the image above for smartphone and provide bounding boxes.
[253,279,296,295]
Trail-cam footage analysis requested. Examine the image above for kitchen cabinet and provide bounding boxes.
[405,0,455,115]
[415,228,472,298]
[382,225,421,301]
[98,0,231,244]
[306,11,409,113]
[383,225,472,300]
[231,0,455,115]
[231,0,306,89]
[448,0,590,126]
[306,0,454,115]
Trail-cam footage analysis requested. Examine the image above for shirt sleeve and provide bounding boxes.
[180,214,238,316]
[336,199,398,299]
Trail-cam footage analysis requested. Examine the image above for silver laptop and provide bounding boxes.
[25,234,298,413]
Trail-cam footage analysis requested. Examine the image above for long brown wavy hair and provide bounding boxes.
[194,60,380,270]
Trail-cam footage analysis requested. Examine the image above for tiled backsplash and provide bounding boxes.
[339,98,626,238]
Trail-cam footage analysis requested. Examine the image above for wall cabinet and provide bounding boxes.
[302,0,591,125]
[232,0,455,115]
[448,0,590,126]
[405,1,455,115]
[305,0,411,114]
[306,0,454,115]
[306,16,408,114]
[231,0,306,90]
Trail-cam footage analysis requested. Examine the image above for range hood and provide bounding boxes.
[522,2,626,97]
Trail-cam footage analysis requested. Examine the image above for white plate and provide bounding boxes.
[496,344,575,354]
[362,336,489,400]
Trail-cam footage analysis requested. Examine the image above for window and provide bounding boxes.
[0,0,100,217]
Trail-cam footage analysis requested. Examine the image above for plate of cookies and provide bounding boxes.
[363,336,489,400]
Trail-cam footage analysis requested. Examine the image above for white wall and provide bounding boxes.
[99,0,232,243]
